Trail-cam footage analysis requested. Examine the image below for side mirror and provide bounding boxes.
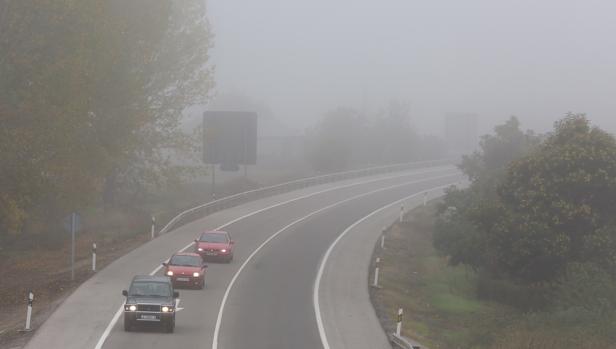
[173,291,179,298]
[122,290,128,297]
[203,263,208,268]
[194,239,198,243]
[162,262,168,267]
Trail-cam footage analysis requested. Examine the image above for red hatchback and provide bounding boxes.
[162,253,207,289]
[194,231,235,263]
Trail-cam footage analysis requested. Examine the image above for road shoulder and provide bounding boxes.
[318,188,450,349]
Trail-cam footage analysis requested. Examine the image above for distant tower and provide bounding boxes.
[444,113,478,157]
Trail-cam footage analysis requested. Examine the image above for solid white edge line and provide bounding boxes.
[92,166,454,349]
[313,182,458,349]
[211,174,460,349]
[94,307,123,349]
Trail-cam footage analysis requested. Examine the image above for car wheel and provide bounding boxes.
[165,319,175,333]
[124,319,132,332]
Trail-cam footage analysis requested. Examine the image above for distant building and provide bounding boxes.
[444,113,478,157]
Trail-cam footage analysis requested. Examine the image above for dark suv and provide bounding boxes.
[122,275,179,332]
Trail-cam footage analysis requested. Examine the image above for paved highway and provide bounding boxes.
[24,165,461,349]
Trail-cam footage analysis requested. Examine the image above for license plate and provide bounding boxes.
[140,314,157,320]
[176,277,189,282]
[205,251,216,256]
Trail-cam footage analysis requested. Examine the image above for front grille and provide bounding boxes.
[137,304,161,312]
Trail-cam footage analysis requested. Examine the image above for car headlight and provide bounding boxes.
[162,306,173,312]
[126,305,137,311]
[197,247,204,251]
[221,249,227,253]
[166,271,173,276]
[193,272,200,277]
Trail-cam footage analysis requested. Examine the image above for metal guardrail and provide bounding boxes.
[158,158,454,235]
[390,333,421,349]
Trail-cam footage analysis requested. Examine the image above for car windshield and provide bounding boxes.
[169,255,202,267]
[129,282,171,297]
[199,233,228,243]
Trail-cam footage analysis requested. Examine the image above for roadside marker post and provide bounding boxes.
[70,212,76,281]
[151,215,156,240]
[381,234,385,249]
[373,257,380,288]
[396,308,403,336]
[92,243,97,272]
[25,291,34,331]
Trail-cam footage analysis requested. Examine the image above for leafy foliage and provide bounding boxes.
[0,0,213,238]
[435,114,616,312]
[305,101,446,172]
[494,115,616,282]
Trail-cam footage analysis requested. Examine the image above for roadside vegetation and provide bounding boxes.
[0,1,215,344]
[373,114,616,348]
[304,101,447,172]
[374,203,616,349]
[0,0,213,245]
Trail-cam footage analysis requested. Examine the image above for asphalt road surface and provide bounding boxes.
[23,165,462,349]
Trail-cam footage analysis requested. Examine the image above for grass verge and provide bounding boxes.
[370,201,616,349]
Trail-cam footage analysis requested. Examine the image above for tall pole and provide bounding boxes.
[211,164,216,200]
[71,212,76,281]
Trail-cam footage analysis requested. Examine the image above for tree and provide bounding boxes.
[434,116,541,274]
[305,107,364,172]
[459,116,541,185]
[304,101,446,172]
[0,0,214,238]
[437,114,616,285]
[493,114,616,282]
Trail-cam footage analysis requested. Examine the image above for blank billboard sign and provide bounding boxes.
[203,111,258,166]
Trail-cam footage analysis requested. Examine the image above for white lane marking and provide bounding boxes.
[175,298,184,312]
[211,174,460,349]
[95,307,123,349]
[93,166,454,349]
[313,183,457,349]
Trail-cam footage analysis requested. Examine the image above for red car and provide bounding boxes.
[194,230,235,263]
[162,252,207,289]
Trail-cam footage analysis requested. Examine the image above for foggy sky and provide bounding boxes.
[207,0,616,136]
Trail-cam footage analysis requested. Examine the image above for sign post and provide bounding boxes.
[64,212,81,282]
